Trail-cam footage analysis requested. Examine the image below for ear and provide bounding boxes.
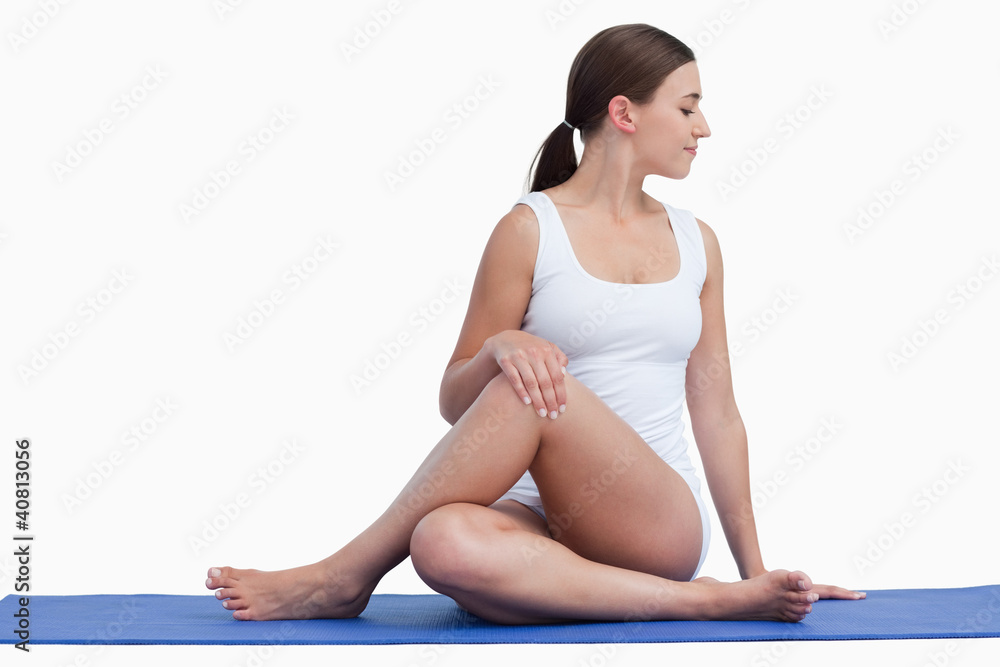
[607,95,637,134]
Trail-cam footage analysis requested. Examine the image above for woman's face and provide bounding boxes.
[634,60,711,180]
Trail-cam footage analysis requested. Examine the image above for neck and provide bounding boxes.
[554,132,651,227]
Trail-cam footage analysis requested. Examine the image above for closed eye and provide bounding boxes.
[682,109,695,116]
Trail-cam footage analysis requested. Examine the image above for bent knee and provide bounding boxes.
[410,503,511,590]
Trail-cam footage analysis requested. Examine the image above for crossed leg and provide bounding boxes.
[205,371,820,623]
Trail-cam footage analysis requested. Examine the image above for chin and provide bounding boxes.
[660,166,692,181]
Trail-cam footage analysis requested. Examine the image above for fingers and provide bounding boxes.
[498,345,568,419]
[519,352,565,419]
[813,584,866,600]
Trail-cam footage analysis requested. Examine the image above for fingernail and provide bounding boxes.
[549,410,558,419]
[559,404,565,413]
[538,408,546,417]
[522,396,531,405]
[210,568,221,577]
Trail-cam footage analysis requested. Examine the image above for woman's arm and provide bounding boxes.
[685,217,767,580]
[439,204,543,425]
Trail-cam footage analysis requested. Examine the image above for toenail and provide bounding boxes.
[210,568,221,577]
[222,600,228,608]
[215,590,222,598]
[798,579,807,590]
[206,579,212,587]
[808,593,819,602]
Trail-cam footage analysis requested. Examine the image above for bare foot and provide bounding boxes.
[696,569,820,622]
[205,559,375,621]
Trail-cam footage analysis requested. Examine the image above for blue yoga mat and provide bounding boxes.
[2,587,999,645]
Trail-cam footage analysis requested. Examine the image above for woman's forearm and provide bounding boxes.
[695,416,767,580]
[438,335,502,425]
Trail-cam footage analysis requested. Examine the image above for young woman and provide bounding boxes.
[205,23,865,624]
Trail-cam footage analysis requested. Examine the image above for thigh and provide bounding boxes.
[530,372,704,581]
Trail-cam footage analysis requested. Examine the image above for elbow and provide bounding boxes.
[438,373,460,426]
[439,400,457,427]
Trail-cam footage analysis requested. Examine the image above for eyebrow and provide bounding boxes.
[681,92,702,101]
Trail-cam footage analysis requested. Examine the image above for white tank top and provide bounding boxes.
[505,189,708,493]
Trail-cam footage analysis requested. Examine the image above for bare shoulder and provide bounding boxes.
[694,216,723,280]
[442,199,539,370]
[483,200,539,277]
[499,200,540,245]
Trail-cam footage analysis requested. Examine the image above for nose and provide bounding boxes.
[695,112,711,140]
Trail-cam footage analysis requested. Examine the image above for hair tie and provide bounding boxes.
[562,119,575,130]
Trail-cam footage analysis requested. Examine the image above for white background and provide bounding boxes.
[2,0,998,664]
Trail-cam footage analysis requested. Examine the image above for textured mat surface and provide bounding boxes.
[2,587,999,645]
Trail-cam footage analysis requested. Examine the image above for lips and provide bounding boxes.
[684,147,697,155]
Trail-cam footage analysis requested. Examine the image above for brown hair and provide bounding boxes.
[526,23,695,193]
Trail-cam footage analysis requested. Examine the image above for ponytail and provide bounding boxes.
[526,121,579,193]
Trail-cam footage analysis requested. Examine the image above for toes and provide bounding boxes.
[206,566,239,588]
[222,597,248,611]
[785,569,812,592]
[215,587,241,601]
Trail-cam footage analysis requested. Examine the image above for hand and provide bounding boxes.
[748,569,866,600]
[488,330,569,419]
